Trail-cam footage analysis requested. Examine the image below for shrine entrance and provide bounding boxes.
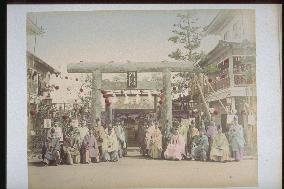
[67,61,196,130]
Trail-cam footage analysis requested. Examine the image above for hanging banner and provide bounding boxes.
[127,71,137,88]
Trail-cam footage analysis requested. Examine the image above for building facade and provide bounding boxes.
[199,10,257,155]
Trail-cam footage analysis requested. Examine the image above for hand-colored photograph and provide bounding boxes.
[26,9,258,189]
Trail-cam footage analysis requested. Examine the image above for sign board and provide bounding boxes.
[44,119,52,129]
[127,71,137,88]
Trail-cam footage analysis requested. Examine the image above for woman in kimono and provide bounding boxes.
[161,120,173,159]
[148,121,162,159]
[102,126,119,162]
[82,128,99,163]
[210,125,230,162]
[188,120,199,158]
[206,121,218,160]
[228,116,245,161]
[178,119,190,157]
[191,128,209,161]
[164,124,185,160]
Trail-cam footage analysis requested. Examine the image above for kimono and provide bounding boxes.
[81,133,99,163]
[161,125,173,155]
[206,124,218,158]
[137,125,147,155]
[148,127,162,159]
[164,133,185,160]
[228,124,245,161]
[63,128,81,164]
[94,125,105,159]
[188,127,199,156]
[210,132,230,162]
[44,136,61,165]
[178,122,190,155]
[102,129,119,162]
[114,125,127,158]
[192,135,209,161]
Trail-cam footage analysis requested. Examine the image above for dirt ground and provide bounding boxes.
[28,151,258,189]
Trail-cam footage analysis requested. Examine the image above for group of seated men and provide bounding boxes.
[42,118,127,166]
[137,115,245,162]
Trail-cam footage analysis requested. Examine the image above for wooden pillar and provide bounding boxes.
[105,105,112,125]
[162,69,172,128]
[154,94,157,111]
[92,70,102,127]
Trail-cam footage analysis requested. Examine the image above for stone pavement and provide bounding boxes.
[28,149,258,189]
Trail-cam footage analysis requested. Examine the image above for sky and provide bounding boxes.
[27,10,221,103]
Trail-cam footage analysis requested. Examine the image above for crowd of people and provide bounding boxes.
[42,114,245,166]
[137,115,245,162]
[42,118,127,166]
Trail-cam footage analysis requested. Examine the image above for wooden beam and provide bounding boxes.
[101,80,163,90]
[67,61,195,73]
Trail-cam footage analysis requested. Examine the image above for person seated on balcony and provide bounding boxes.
[114,121,127,158]
[146,120,162,159]
[164,122,185,161]
[81,127,99,163]
[102,125,119,162]
[228,116,245,161]
[191,128,209,161]
[43,128,61,166]
[210,125,230,162]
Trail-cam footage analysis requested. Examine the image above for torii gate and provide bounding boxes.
[67,61,195,128]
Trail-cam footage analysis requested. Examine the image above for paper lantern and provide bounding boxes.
[65,76,68,79]
[213,110,218,115]
[75,78,78,81]
[208,78,212,83]
[30,110,37,117]
[105,98,110,104]
[159,100,163,104]
[55,86,59,90]
[80,88,83,93]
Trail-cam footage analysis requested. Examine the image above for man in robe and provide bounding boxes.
[164,122,185,160]
[188,120,199,158]
[210,125,230,162]
[67,126,81,164]
[161,120,173,159]
[102,125,119,162]
[114,121,127,158]
[81,127,99,163]
[191,128,209,161]
[94,118,105,161]
[206,121,218,160]
[178,119,190,157]
[137,120,146,156]
[228,116,245,161]
[78,120,89,163]
[44,128,61,166]
[147,121,162,159]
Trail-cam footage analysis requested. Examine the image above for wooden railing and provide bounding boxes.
[204,77,230,96]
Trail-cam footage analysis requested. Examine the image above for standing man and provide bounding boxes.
[94,118,105,161]
[114,121,127,158]
[228,116,245,161]
[178,119,190,158]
